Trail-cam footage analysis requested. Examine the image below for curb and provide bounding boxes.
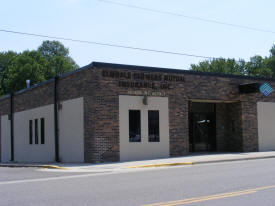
[192,155,275,165]
[125,162,193,168]
[0,164,70,170]
[125,155,275,169]
[41,165,70,170]
[1,155,275,170]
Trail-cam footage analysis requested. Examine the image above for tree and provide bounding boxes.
[245,55,272,78]
[5,51,47,93]
[38,40,78,78]
[38,40,69,59]
[0,51,18,94]
[269,45,275,57]
[191,58,246,75]
[0,40,78,95]
[264,45,275,78]
[191,45,275,78]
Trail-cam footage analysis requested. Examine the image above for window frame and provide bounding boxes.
[35,119,39,144]
[129,110,141,142]
[148,110,160,142]
[29,120,33,144]
[40,118,45,144]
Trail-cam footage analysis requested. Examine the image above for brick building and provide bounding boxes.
[0,62,275,163]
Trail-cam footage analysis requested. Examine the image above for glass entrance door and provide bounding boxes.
[189,103,216,152]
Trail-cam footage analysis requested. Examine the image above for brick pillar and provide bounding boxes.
[240,101,258,152]
[216,103,228,151]
[169,96,189,156]
[216,103,243,152]
[227,102,243,152]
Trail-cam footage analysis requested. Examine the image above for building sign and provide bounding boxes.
[260,83,273,96]
[127,90,166,97]
[102,70,185,90]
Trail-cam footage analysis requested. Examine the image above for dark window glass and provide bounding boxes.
[148,110,160,142]
[41,118,45,144]
[129,110,141,142]
[29,120,33,144]
[35,119,38,144]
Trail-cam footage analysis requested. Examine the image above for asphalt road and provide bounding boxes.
[1,158,275,206]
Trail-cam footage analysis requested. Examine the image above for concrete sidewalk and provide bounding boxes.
[1,151,275,171]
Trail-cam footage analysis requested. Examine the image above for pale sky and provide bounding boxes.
[1,0,275,70]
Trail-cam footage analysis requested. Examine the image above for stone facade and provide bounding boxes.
[1,62,275,162]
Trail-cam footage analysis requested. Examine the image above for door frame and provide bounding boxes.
[188,102,217,152]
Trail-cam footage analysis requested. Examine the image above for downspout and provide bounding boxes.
[10,93,14,161]
[54,76,60,162]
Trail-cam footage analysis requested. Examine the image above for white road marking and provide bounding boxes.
[0,168,156,185]
[0,172,110,185]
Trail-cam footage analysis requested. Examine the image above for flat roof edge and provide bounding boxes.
[0,94,11,101]
[1,61,275,102]
[0,62,94,102]
[92,62,275,82]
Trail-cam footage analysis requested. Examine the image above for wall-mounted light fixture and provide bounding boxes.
[143,95,148,105]
[26,79,30,88]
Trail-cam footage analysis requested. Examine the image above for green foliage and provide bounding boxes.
[265,46,275,77]
[38,40,69,60]
[191,45,275,78]
[191,58,246,75]
[0,51,18,94]
[269,45,275,57]
[38,41,78,78]
[5,51,47,93]
[0,41,78,95]
[245,56,272,78]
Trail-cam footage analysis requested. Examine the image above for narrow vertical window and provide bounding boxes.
[35,119,38,144]
[148,110,160,142]
[29,120,33,144]
[40,118,45,144]
[129,110,141,142]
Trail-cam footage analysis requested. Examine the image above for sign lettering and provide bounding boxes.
[102,70,185,90]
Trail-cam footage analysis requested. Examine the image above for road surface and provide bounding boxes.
[1,158,275,206]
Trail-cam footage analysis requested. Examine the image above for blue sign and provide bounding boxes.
[259,83,273,96]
